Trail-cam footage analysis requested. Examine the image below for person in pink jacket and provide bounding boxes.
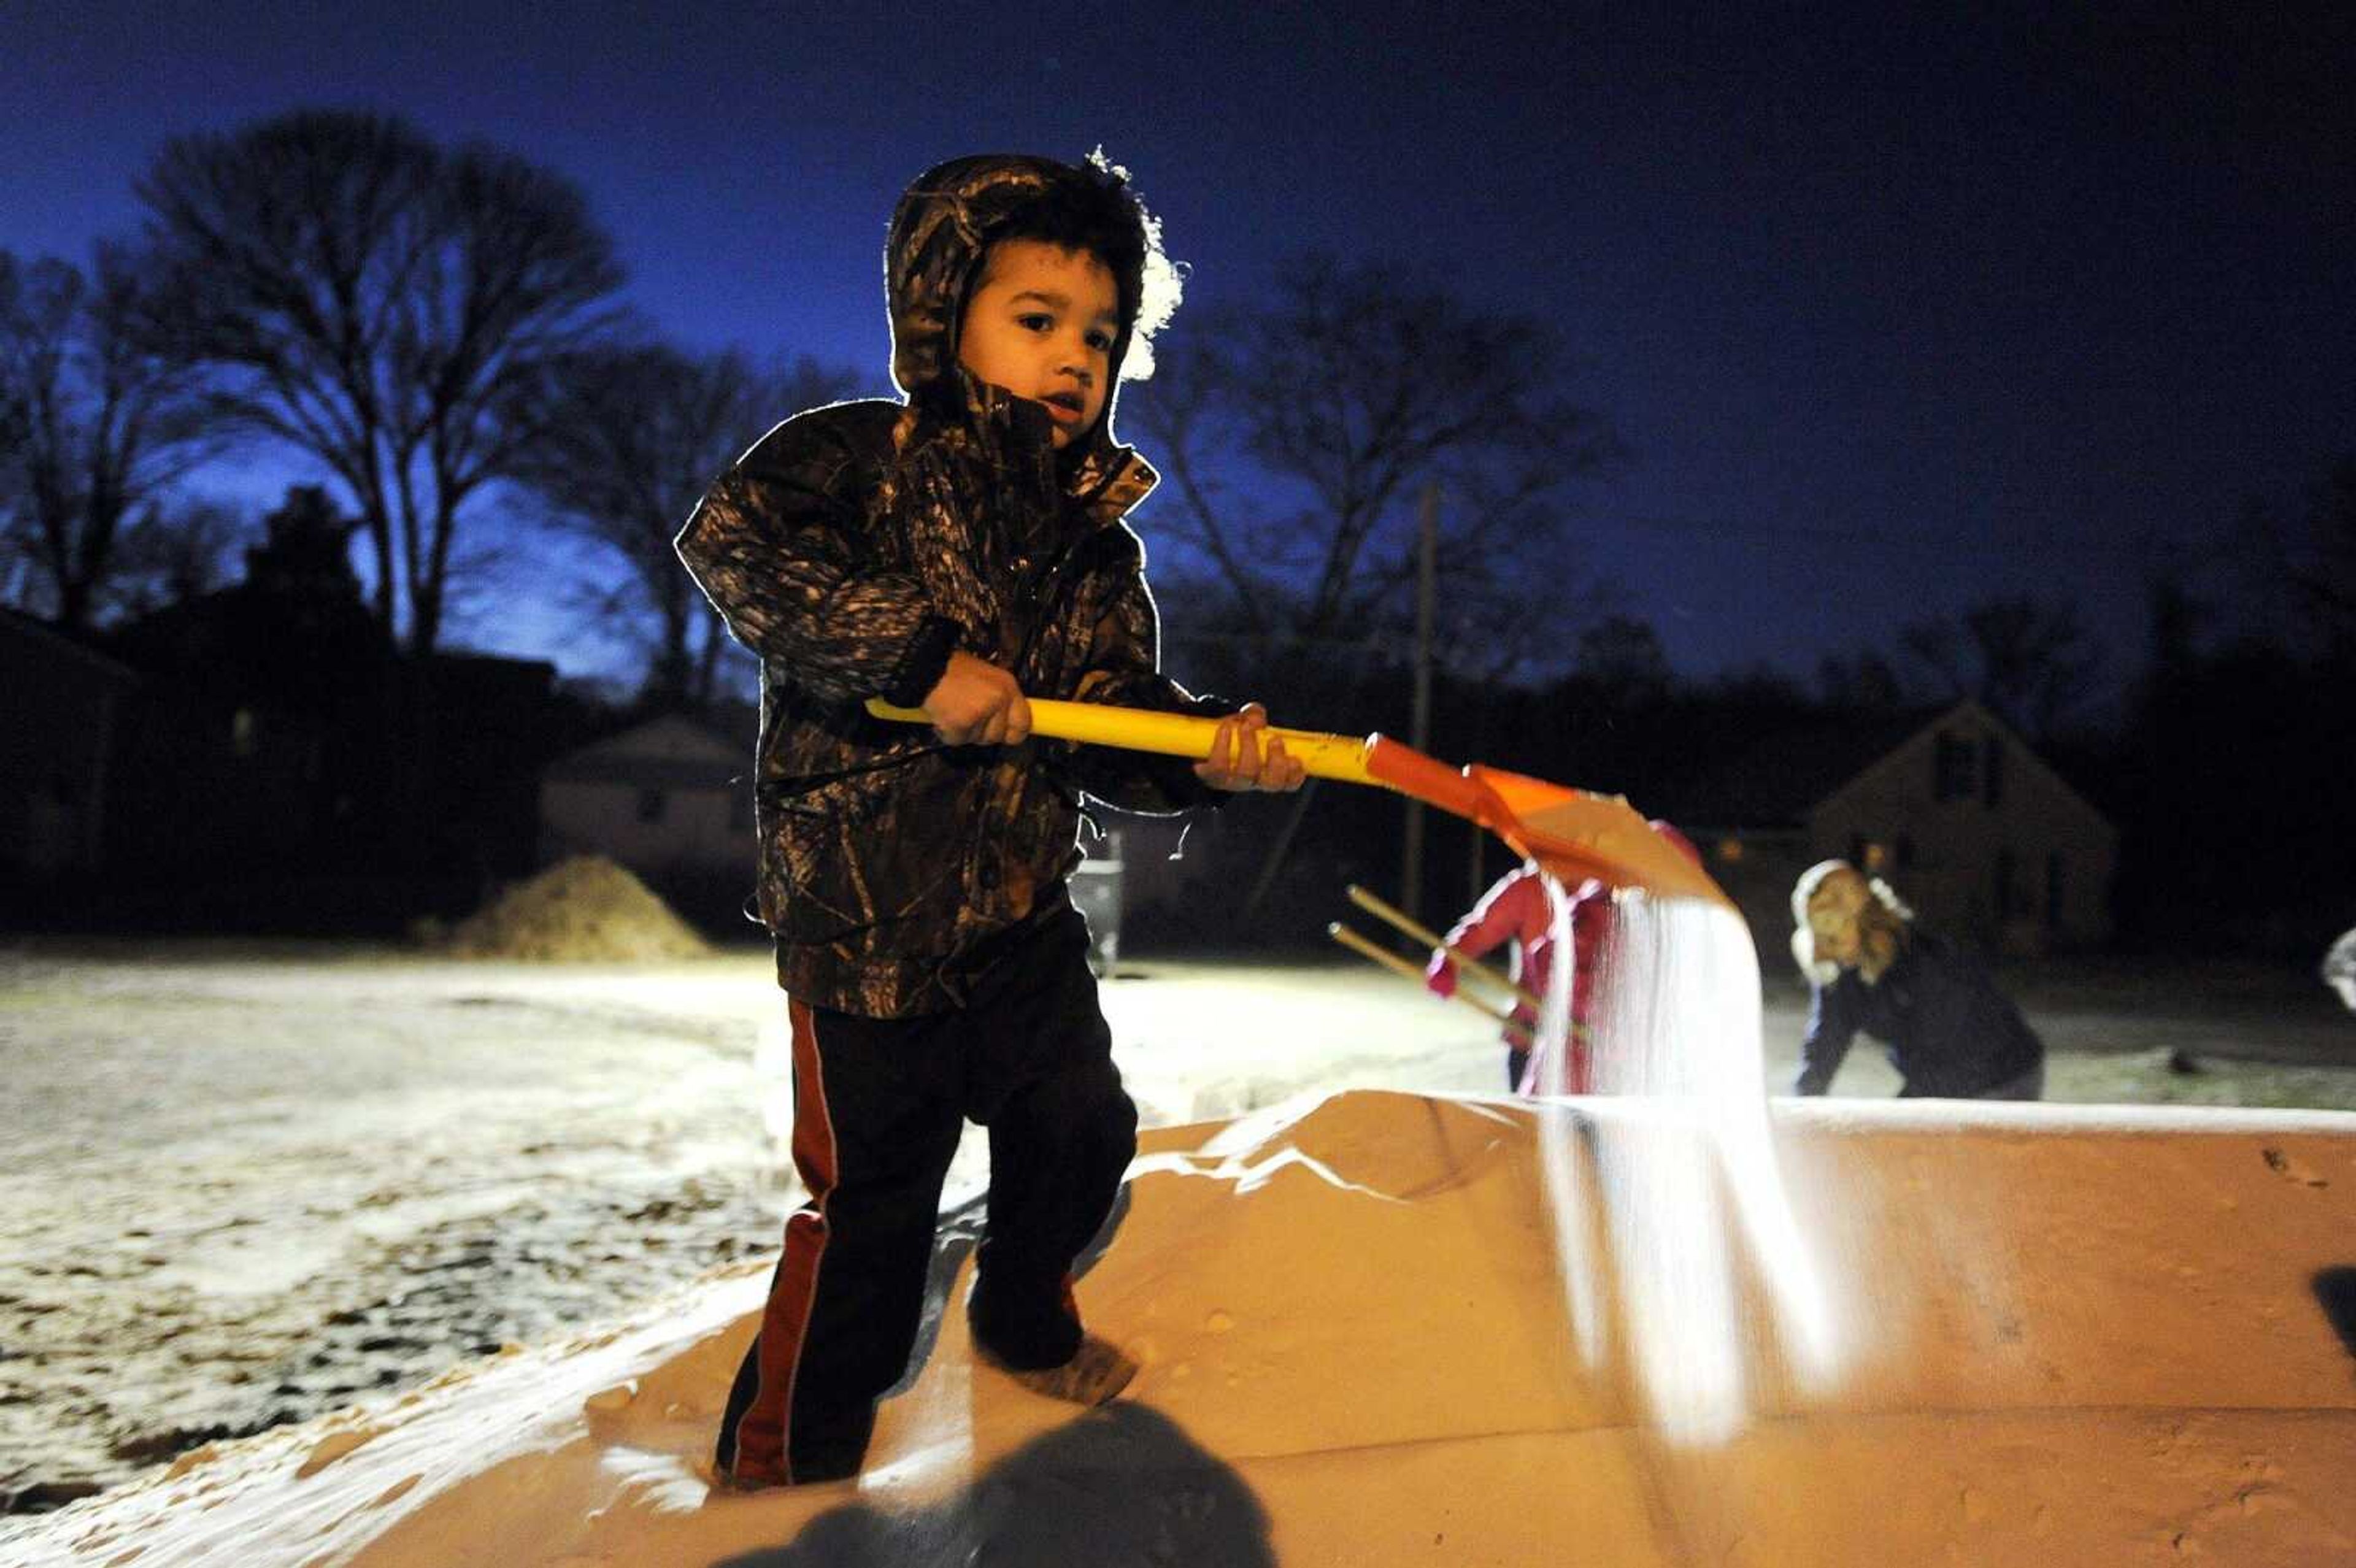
[1424,822,1700,1094]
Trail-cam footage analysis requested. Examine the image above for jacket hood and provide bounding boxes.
[883,154,1149,486]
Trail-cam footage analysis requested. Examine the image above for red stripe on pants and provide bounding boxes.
[730,998,837,1483]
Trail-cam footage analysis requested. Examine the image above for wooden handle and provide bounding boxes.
[1344,883,1448,949]
[1327,923,1532,1047]
[866,696,1380,786]
[1345,884,1542,1012]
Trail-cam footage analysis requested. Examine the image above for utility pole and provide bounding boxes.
[1401,482,1438,919]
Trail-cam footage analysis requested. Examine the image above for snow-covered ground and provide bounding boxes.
[1,940,2349,1523]
[0,940,1525,1516]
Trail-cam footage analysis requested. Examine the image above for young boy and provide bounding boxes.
[676,153,1304,1488]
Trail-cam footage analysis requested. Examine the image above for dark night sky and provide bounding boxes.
[5,3,2350,692]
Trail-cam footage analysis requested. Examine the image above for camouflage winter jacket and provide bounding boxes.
[677,391,1223,1017]
[676,158,1226,1017]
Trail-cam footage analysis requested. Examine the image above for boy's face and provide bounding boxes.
[957,239,1118,448]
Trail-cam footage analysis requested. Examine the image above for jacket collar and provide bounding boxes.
[915,369,1158,526]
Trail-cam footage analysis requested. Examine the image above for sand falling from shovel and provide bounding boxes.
[1528,880,1844,1445]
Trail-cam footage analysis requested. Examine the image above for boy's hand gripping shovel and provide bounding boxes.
[864,696,1731,909]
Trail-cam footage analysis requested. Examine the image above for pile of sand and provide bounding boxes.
[436,856,711,962]
[19,1090,2356,1565]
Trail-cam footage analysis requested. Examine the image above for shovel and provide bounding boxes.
[864,696,1730,908]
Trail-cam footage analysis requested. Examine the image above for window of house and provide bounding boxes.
[637,788,667,824]
[1933,731,1977,801]
[231,707,257,758]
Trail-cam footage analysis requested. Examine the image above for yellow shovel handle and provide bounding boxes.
[865,697,1379,786]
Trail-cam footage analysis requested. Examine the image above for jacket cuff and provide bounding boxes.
[881,615,961,708]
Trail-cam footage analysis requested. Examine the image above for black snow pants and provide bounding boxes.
[715,902,1138,1485]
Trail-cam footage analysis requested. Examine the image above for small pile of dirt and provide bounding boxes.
[438,857,712,962]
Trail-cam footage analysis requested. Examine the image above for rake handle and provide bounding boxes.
[1327,922,1533,1048]
[1345,884,1542,1013]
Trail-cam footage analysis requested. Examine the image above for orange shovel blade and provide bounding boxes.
[1361,731,1730,906]
[1470,767,1730,907]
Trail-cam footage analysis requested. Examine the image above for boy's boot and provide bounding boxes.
[968,1271,1138,1405]
[976,1331,1139,1407]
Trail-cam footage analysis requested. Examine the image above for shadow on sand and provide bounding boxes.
[714,1175,1277,1564]
[712,1402,1276,1567]
[2311,1266,2356,1362]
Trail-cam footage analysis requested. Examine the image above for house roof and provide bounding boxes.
[542,712,744,790]
[1649,698,2112,834]
[544,755,745,791]
[0,605,141,685]
[1649,705,1943,830]
[1818,696,2116,837]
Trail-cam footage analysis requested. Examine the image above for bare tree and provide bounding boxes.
[512,345,855,706]
[0,245,212,629]
[1969,596,2103,737]
[1900,593,2103,740]
[108,496,252,616]
[1898,615,1969,697]
[2278,456,2356,658]
[1122,258,1623,918]
[1815,645,1912,712]
[1112,337,1276,637]
[0,261,28,601]
[1574,614,1674,707]
[1124,256,1621,682]
[0,279,23,459]
[133,109,623,653]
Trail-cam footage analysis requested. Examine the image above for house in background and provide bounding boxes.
[1660,697,2118,960]
[94,488,558,927]
[0,608,139,892]
[539,709,755,931]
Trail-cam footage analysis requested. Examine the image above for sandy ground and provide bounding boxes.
[2,938,2350,1516]
[15,1089,2356,1567]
